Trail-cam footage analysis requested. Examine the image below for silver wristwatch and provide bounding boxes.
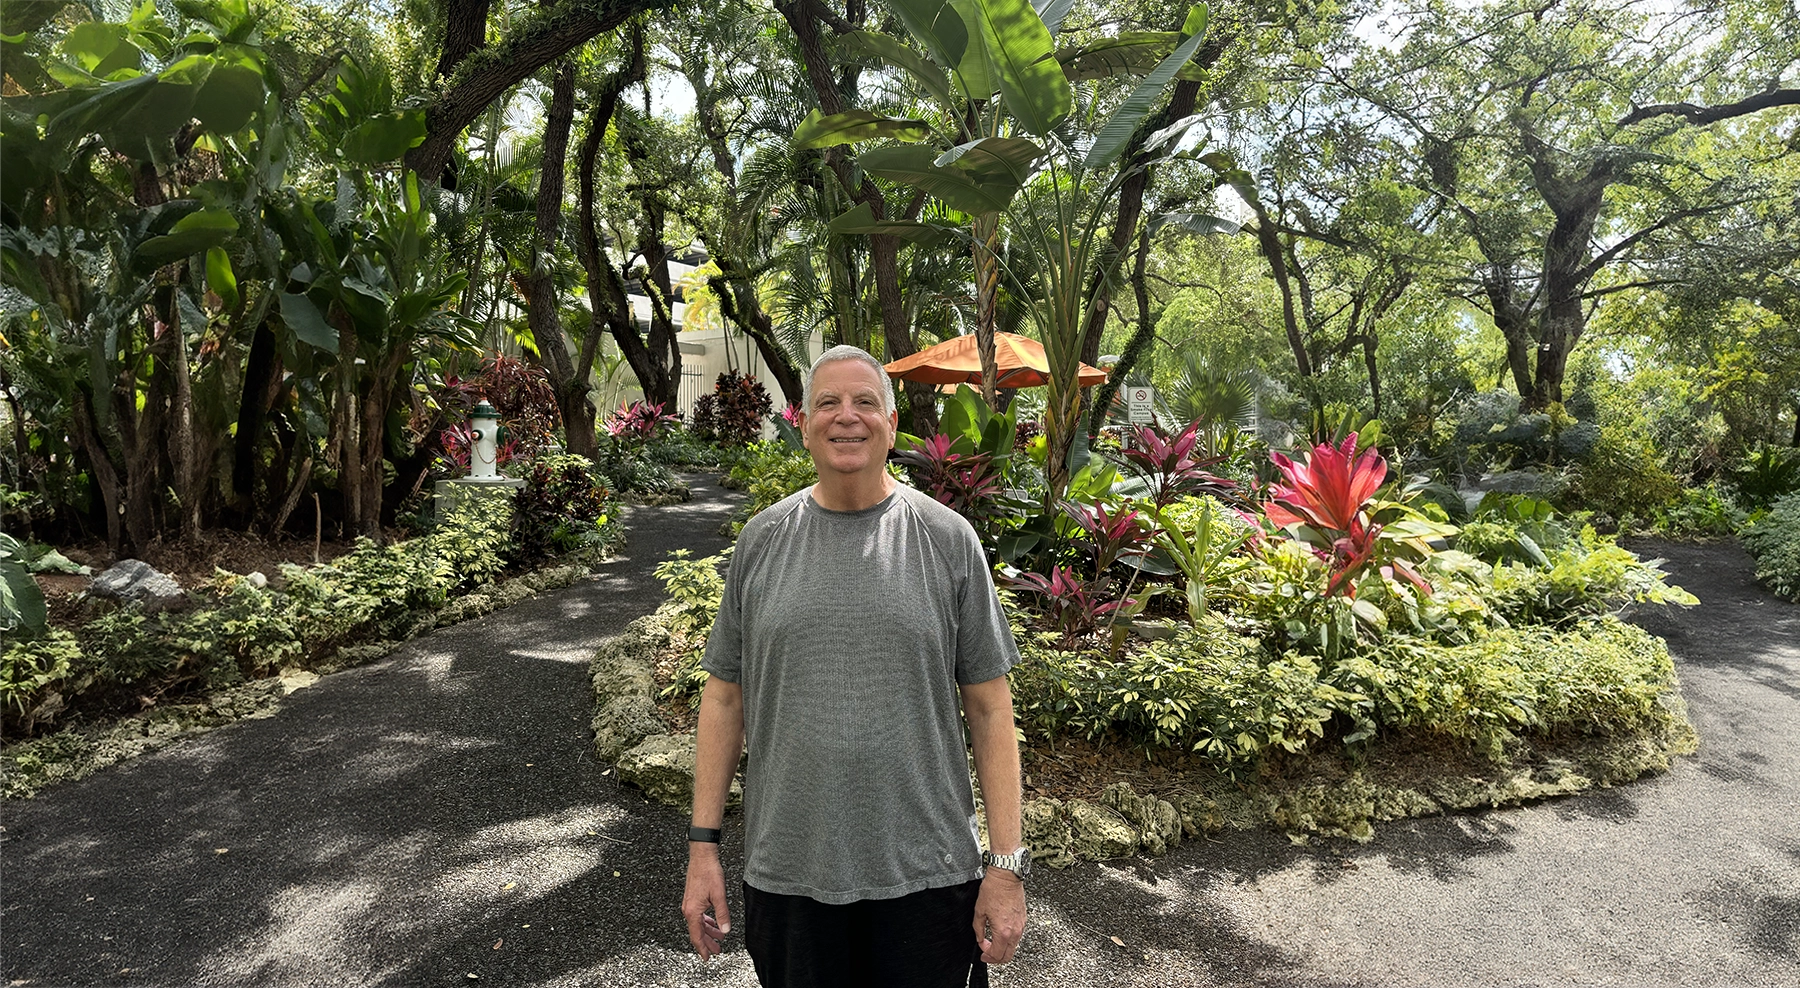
[982,847,1032,879]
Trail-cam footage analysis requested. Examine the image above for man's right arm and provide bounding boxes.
[682,674,744,961]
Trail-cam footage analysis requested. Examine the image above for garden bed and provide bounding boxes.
[590,599,1698,861]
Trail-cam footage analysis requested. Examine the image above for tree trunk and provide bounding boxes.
[435,0,492,79]
[408,0,669,183]
[166,290,200,539]
[1251,200,1314,383]
[1088,226,1155,436]
[70,396,124,553]
[633,206,683,409]
[523,59,583,443]
[776,0,934,435]
[232,319,281,506]
[1078,75,1206,372]
[710,272,805,406]
[971,211,1002,410]
[334,312,361,541]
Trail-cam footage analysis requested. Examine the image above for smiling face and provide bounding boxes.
[800,358,898,486]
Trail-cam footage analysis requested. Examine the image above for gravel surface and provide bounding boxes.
[3,497,1796,987]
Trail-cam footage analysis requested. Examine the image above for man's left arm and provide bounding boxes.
[962,674,1026,965]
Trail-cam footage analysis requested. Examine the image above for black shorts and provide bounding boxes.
[742,879,985,988]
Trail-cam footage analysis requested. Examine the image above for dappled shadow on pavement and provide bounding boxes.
[0,476,748,988]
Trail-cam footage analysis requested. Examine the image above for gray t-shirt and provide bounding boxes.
[701,483,1019,905]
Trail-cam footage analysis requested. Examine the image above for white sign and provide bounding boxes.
[1126,386,1155,424]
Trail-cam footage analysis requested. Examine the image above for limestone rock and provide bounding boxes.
[617,734,698,810]
[1065,799,1138,861]
[1098,782,1182,856]
[1173,793,1225,836]
[592,693,666,761]
[1020,798,1075,870]
[90,560,184,606]
[616,733,740,812]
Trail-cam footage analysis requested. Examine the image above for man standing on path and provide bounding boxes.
[682,345,1029,987]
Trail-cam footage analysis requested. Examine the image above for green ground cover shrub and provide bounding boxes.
[1740,493,1800,600]
[1,472,618,742]
[652,549,730,705]
[721,440,817,532]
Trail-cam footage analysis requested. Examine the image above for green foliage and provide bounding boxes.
[1485,529,1699,625]
[0,533,48,634]
[425,488,513,588]
[724,441,817,531]
[645,429,725,470]
[654,549,730,707]
[1327,618,1678,756]
[1566,423,1683,524]
[1011,608,1682,769]
[1740,494,1800,601]
[1650,483,1745,540]
[1,628,80,723]
[1453,495,1570,565]
[1010,618,1357,763]
[510,454,613,568]
[1147,496,1255,621]
[1732,446,1800,510]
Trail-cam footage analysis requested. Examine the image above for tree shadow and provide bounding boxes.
[1,482,750,988]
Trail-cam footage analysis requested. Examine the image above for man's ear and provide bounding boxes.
[798,412,811,451]
[887,410,899,446]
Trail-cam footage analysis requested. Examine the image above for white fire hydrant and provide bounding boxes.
[468,400,503,482]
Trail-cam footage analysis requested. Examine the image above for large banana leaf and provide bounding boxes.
[966,0,1068,136]
[136,207,238,263]
[846,31,954,109]
[793,107,933,149]
[883,0,972,72]
[827,203,952,244]
[278,292,338,353]
[945,0,995,101]
[1083,4,1209,171]
[1055,32,1177,81]
[339,109,428,165]
[933,135,1043,187]
[1032,0,1075,35]
[859,144,1024,214]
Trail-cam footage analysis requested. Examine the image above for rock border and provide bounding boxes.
[590,610,1700,865]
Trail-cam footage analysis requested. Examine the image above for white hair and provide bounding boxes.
[802,345,896,415]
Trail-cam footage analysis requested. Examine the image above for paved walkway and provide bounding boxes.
[2,483,1796,987]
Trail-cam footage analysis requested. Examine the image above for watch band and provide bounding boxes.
[982,847,1032,879]
[687,825,722,843]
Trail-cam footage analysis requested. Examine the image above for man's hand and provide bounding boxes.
[682,845,731,961]
[972,869,1026,964]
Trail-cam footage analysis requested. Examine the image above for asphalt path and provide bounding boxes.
[3,484,1796,987]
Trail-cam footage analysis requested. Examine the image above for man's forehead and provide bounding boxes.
[810,365,887,402]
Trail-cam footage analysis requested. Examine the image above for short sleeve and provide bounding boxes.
[953,532,1020,685]
[700,553,744,683]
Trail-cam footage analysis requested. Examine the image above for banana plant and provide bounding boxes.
[794,0,1217,499]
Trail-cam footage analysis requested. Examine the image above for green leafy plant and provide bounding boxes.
[1485,529,1699,624]
[1732,446,1800,510]
[1148,498,1255,623]
[654,549,730,706]
[510,455,613,568]
[1740,494,1800,601]
[0,533,48,634]
[1,628,80,731]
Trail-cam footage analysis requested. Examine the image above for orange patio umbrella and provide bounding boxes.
[883,332,1108,389]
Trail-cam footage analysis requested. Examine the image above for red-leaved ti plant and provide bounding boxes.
[1264,433,1432,597]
